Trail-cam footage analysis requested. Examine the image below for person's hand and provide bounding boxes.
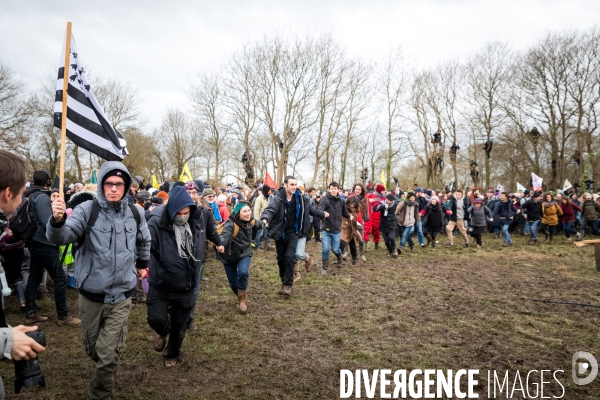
[136,268,147,280]
[11,325,45,361]
[323,212,330,218]
[448,211,452,215]
[349,215,354,220]
[489,218,493,222]
[52,197,66,221]
[262,220,268,228]
[216,245,225,253]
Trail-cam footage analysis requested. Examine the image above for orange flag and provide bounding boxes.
[264,172,277,189]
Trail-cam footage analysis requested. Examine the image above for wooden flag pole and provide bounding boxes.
[58,21,72,203]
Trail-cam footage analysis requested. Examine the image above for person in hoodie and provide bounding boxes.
[467,198,493,248]
[293,189,326,281]
[558,196,581,241]
[519,191,543,245]
[261,176,330,293]
[373,193,400,257]
[216,202,262,314]
[47,162,151,400]
[316,181,348,274]
[492,192,516,246]
[146,186,223,366]
[25,169,79,326]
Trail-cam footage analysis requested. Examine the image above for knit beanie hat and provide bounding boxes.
[415,187,424,193]
[425,189,432,197]
[102,169,131,190]
[524,189,530,195]
[430,195,440,203]
[203,188,216,197]
[386,193,395,201]
[156,191,169,201]
[474,198,483,203]
[233,201,248,215]
[376,184,385,194]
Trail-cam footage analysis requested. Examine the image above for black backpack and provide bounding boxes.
[8,192,46,242]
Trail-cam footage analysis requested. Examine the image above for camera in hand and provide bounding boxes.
[14,329,46,394]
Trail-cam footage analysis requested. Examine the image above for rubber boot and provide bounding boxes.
[342,246,349,261]
[374,242,379,250]
[293,263,302,283]
[336,253,342,267]
[68,275,77,289]
[321,258,329,275]
[238,290,247,314]
[305,254,312,272]
[358,241,366,261]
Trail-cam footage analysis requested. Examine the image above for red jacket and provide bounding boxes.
[217,201,230,222]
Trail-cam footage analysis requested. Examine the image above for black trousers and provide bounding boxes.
[146,286,194,359]
[339,240,357,259]
[471,226,485,246]
[275,232,298,287]
[309,218,321,241]
[382,230,396,253]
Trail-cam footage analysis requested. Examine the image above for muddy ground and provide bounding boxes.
[1,233,599,399]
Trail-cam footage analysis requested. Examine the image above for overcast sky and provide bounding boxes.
[2,0,599,130]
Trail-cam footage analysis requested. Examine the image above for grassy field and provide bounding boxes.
[1,233,600,399]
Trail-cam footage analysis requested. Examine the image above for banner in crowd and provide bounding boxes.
[179,163,193,182]
[531,172,543,190]
[151,175,160,189]
[53,31,128,161]
[496,183,504,192]
[264,172,277,189]
[516,182,526,192]
[380,171,386,190]
[563,179,573,191]
[91,169,97,184]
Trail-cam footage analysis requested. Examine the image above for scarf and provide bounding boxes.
[173,223,197,261]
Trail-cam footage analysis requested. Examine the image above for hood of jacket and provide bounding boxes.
[67,190,96,210]
[165,186,197,222]
[96,161,132,210]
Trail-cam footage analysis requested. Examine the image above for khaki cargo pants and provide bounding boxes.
[446,219,469,244]
[79,295,131,400]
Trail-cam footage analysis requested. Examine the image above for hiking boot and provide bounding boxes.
[305,254,312,272]
[336,253,342,266]
[153,334,167,352]
[374,242,379,250]
[282,286,292,296]
[398,246,403,255]
[576,232,582,241]
[342,248,349,261]
[534,238,538,245]
[26,313,49,324]
[321,259,329,274]
[293,264,302,283]
[446,243,454,248]
[431,241,436,248]
[57,314,81,326]
[392,249,398,258]
[238,290,247,314]
[528,239,534,245]
[543,231,549,241]
[351,258,357,265]
[410,246,415,253]
[502,242,509,247]
[465,242,469,248]
[426,236,431,247]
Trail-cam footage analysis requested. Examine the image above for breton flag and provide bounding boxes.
[53,31,128,161]
[531,172,543,190]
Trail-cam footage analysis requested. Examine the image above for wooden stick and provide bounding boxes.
[58,22,72,204]
[595,243,600,272]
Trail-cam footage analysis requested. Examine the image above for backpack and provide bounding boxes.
[73,199,141,254]
[8,192,46,242]
[216,219,255,241]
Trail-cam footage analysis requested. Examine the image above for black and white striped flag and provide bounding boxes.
[53,32,128,161]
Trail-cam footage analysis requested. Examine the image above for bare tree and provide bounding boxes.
[158,108,202,179]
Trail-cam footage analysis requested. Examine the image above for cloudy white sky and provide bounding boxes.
[1,0,599,130]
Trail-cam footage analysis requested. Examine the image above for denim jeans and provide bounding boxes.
[562,221,577,239]
[417,219,424,245]
[501,224,512,244]
[26,243,69,318]
[223,256,251,292]
[400,225,415,248]
[295,237,307,261]
[255,228,264,249]
[321,231,341,260]
[580,218,600,240]
[527,220,540,240]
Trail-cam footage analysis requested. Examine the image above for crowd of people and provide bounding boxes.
[1,149,600,399]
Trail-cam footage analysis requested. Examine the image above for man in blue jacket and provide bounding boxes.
[48,162,151,400]
[146,186,223,366]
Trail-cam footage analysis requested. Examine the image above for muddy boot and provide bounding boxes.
[358,242,366,261]
[336,253,342,267]
[528,239,534,245]
[293,264,302,283]
[321,259,329,275]
[374,242,379,250]
[543,231,549,241]
[238,290,247,314]
[397,246,403,255]
[305,254,312,272]
[426,235,432,247]
[431,240,436,248]
[352,258,357,265]
[342,247,349,261]
[392,248,398,258]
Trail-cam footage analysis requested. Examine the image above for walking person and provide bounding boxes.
[252,185,270,250]
[25,170,79,325]
[559,197,582,241]
[492,192,516,246]
[446,190,470,247]
[419,196,451,248]
[364,184,384,249]
[316,182,348,274]
[339,196,363,265]
[348,183,370,260]
[395,192,419,254]
[577,193,600,240]
[466,198,493,248]
[415,188,428,247]
[540,193,562,244]
[47,162,151,399]
[293,190,325,281]
[520,191,543,245]
[218,202,263,312]
[373,193,399,257]
[146,186,222,366]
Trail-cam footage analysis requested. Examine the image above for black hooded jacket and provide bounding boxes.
[216,213,263,265]
[318,192,350,234]
[148,186,220,291]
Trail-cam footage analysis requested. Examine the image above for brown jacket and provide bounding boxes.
[541,202,562,226]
